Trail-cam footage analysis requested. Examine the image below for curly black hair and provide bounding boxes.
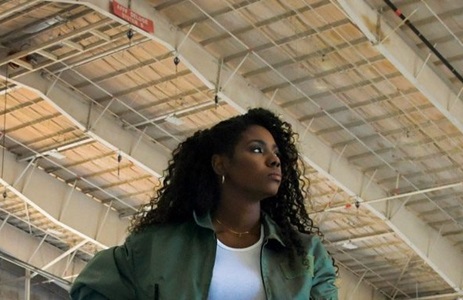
[130,108,321,264]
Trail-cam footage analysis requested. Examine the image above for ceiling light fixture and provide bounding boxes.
[46,228,63,237]
[342,240,358,250]
[165,114,183,126]
[46,149,66,160]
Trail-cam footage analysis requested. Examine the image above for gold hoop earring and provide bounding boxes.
[221,175,225,184]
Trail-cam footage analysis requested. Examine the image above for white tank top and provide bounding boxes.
[208,227,265,300]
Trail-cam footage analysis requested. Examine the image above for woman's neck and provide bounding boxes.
[212,200,262,248]
[213,196,261,230]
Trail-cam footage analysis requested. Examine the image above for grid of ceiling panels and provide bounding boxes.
[363,0,463,260]
[0,0,462,299]
[369,0,463,91]
[0,83,161,212]
[0,0,162,271]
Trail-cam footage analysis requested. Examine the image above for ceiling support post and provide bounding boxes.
[25,269,31,300]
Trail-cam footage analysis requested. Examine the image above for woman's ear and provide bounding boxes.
[211,154,226,176]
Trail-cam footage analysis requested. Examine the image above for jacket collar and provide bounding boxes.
[193,210,287,248]
[193,210,214,230]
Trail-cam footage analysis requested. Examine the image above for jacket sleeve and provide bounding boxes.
[310,237,338,300]
[70,244,137,300]
[70,285,108,300]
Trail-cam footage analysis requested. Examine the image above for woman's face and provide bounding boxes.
[220,125,282,200]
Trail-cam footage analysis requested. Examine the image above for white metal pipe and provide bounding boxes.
[315,181,463,214]
[25,269,31,300]
[34,239,88,277]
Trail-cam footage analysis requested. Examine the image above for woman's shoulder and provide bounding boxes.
[294,231,328,253]
[295,230,322,242]
[126,219,199,247]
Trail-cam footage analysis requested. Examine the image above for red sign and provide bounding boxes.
[112,0,154,33]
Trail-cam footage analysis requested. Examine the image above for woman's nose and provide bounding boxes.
[268,153,280,168]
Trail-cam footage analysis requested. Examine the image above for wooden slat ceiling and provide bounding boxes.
[0,0,462,299]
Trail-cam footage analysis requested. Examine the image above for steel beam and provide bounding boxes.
[337,0,463,138]
[0,221,86,286]
[0,136,128,248]
[1,70,169,178]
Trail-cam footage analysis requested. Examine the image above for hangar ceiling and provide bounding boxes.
[0,0,462,299]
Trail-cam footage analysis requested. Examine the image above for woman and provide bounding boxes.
[70,108,338,300]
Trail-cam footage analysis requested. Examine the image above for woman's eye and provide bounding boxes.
[251,147,263,153]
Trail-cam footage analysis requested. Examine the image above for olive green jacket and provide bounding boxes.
[70,213,338,300]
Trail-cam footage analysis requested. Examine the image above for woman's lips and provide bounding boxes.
[268,173,282,181]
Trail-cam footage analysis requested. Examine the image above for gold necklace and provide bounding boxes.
[215,218,257,238]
